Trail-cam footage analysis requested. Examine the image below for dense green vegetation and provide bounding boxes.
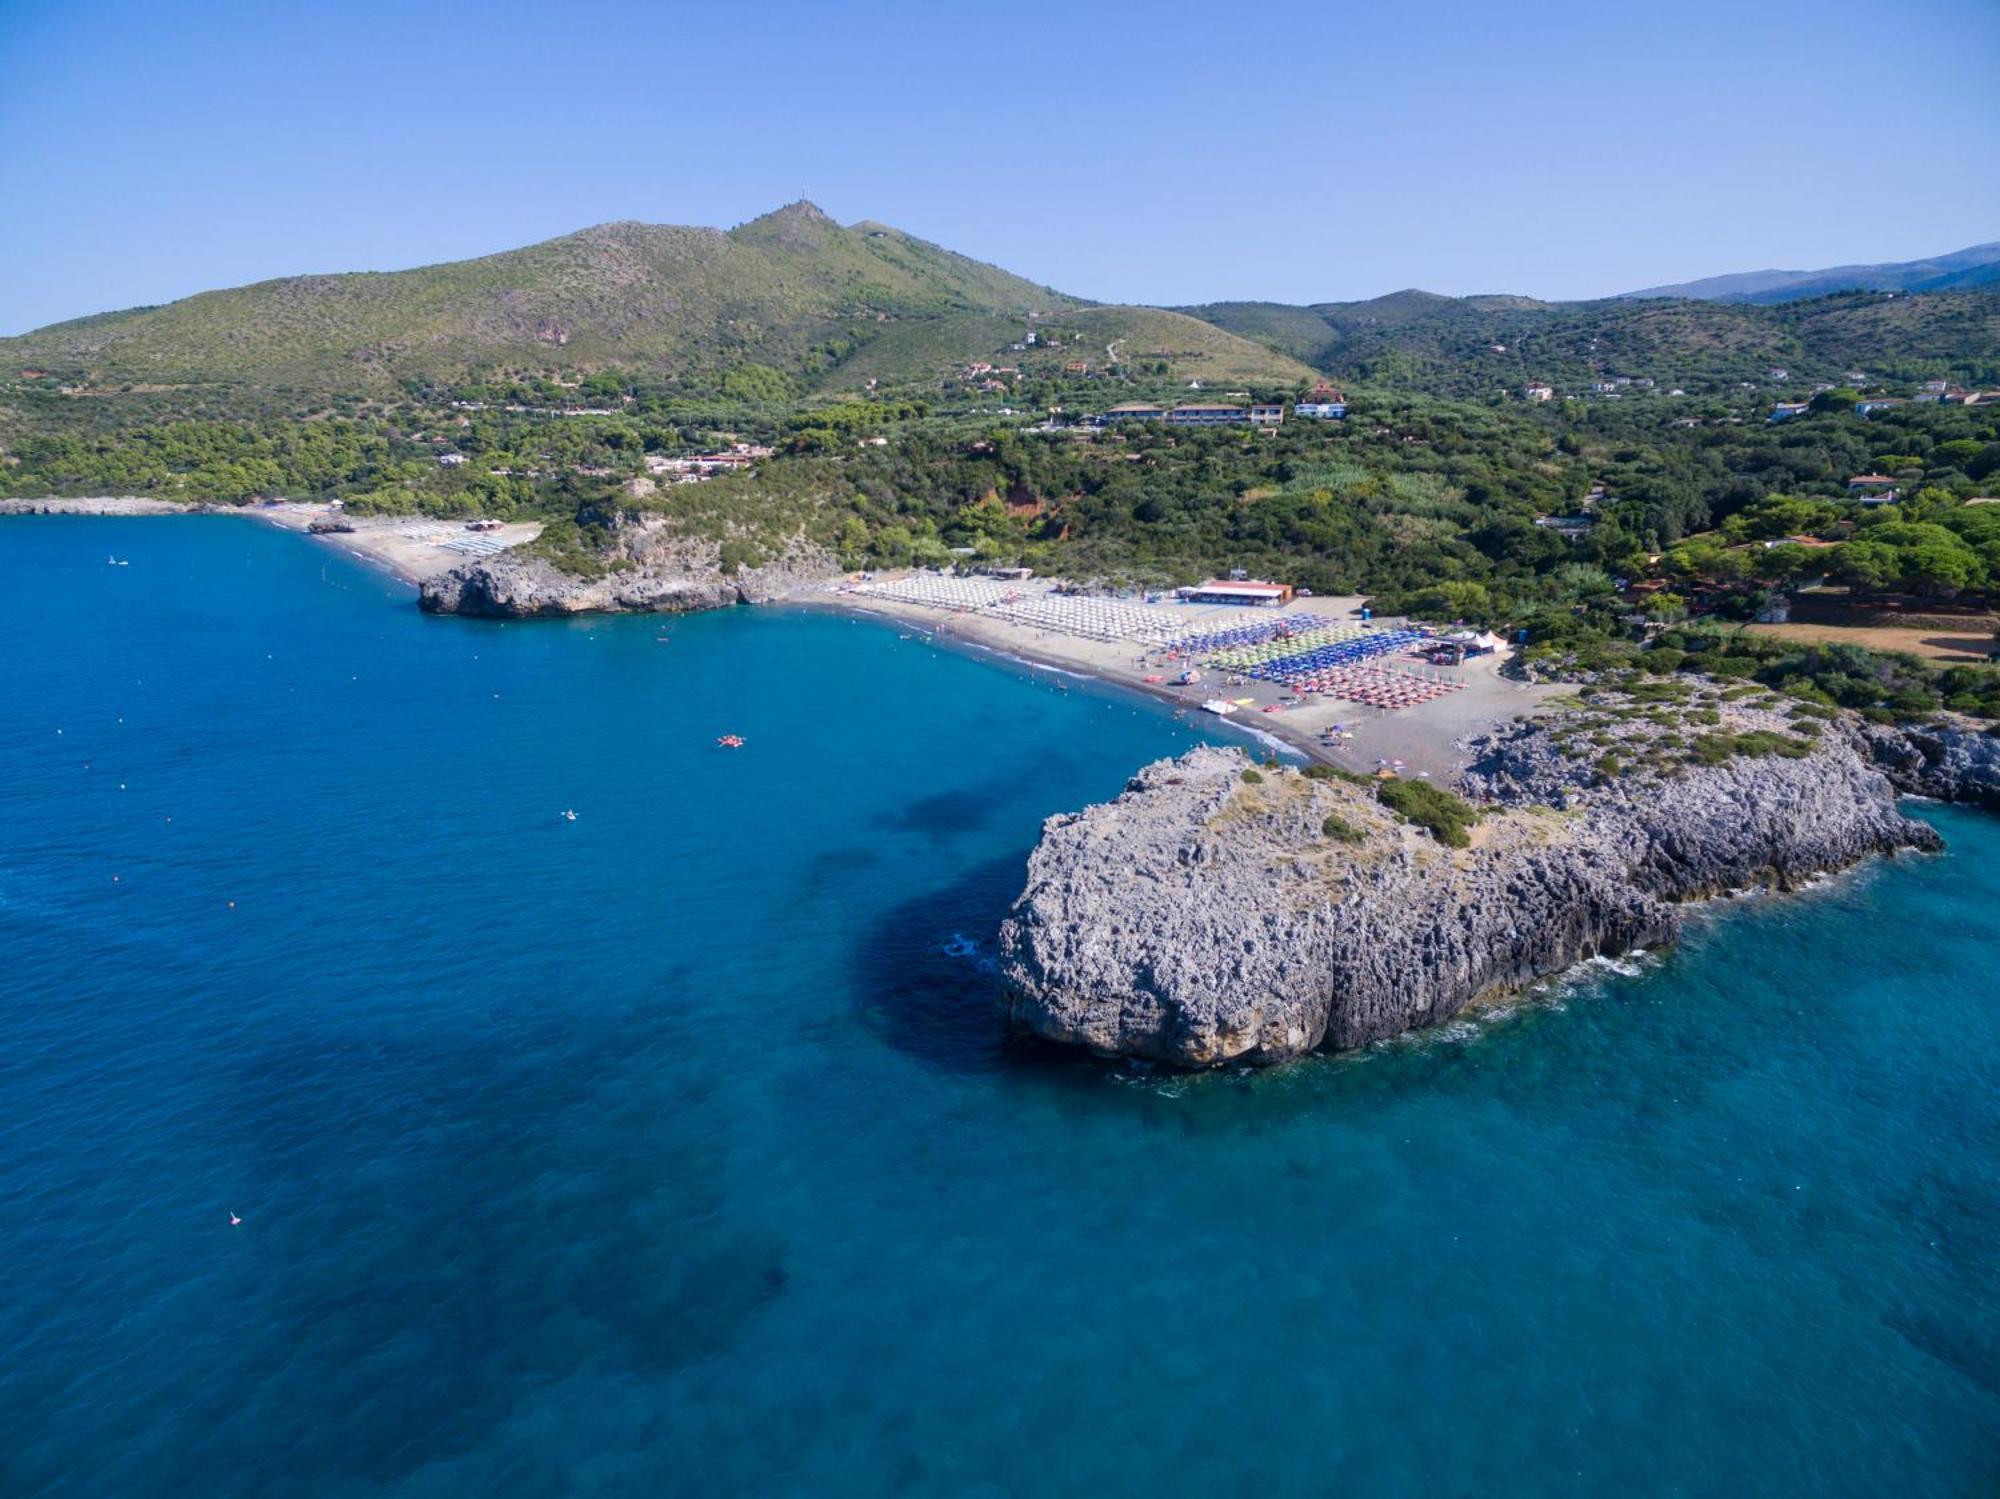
[1187,288,2000,399]
[8,364,1999,606]
[1376,779,1481,848]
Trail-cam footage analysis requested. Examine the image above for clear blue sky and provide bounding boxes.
[3,0,1996,334]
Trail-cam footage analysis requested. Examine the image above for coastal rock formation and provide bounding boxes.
[1862,718,2000,812]
[419,518,834,617]
[1000,717,1940,1067]
[418,553,742,617]
[0,496,192,516]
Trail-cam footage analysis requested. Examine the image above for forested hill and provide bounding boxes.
[1183,288,2000,398]
[0,202,1313,393]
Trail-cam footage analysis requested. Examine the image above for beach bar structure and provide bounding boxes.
[1178,578,1295,606]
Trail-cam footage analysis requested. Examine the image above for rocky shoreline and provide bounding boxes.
[999,701,1980,1067]
[0,495,198,516]
[419,521,835,618]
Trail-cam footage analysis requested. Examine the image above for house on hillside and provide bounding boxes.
[1535,514,1595,538]
[1524,383,1554,402]
[1855,397,1907,416]
[1295,400,1348,419]
[1100,403,1165,423]
[1166,404,1250,426]
[1912,382,1966,404]
[437,452,467,467]
[1769,402,1811,423]
[1249,402,1285,426]
[1847,474,1901,504]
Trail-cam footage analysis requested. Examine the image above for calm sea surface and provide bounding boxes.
[2,516,1995,1496]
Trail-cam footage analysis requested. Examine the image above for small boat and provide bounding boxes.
[561,809,578,822]
[716,734,745,748]
[1202,699,1239,717]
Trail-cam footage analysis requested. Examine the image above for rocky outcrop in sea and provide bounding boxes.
[1862,717,2000,812]
[999,706,1945,1067]
[418,518,834,618]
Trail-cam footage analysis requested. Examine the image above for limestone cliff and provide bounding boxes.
[1861,718,2000,812]
[419,518,833,618]
[999,712,1943,1067]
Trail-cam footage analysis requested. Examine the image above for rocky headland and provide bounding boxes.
[419,518,833,618]
[0,495,196,516]
[1000,691,1968,1067]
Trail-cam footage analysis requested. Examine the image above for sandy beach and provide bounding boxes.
[237,502,543,583]
[789,573,1573,780]
[0,496,541,585]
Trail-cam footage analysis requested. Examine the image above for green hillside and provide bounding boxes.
[815,304,1317,391]
[0,203,1074,389]
[0,202,1306,396]
[1185,288,2000,396]
[1160,302,1348,367]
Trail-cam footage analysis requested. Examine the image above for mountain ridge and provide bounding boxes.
[0,202,1314,391]
[1616,241,2000,303]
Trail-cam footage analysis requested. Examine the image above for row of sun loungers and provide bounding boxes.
[439,534,511,557]
[1196,625,1374,671]
[844,576,1189,644]
[845,576,1025,612]
[1236,629,1431,685]
[1165,614,1347,657]
[985,595,1187,643]
[837,576,1464,711]
[1286,664,1467,709]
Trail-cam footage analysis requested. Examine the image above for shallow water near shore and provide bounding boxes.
[2,516,1996,1496]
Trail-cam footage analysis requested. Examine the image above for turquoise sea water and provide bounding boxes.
[1,515,1995,1496]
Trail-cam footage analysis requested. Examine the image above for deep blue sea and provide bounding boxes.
[2,515,1996,1497]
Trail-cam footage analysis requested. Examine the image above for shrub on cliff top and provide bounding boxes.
[1689,730,1815,765]
[1376,778,1480,849]
[1302,763,1371,786]
[1321,813,1364,844]
[1240,767,1263,784]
